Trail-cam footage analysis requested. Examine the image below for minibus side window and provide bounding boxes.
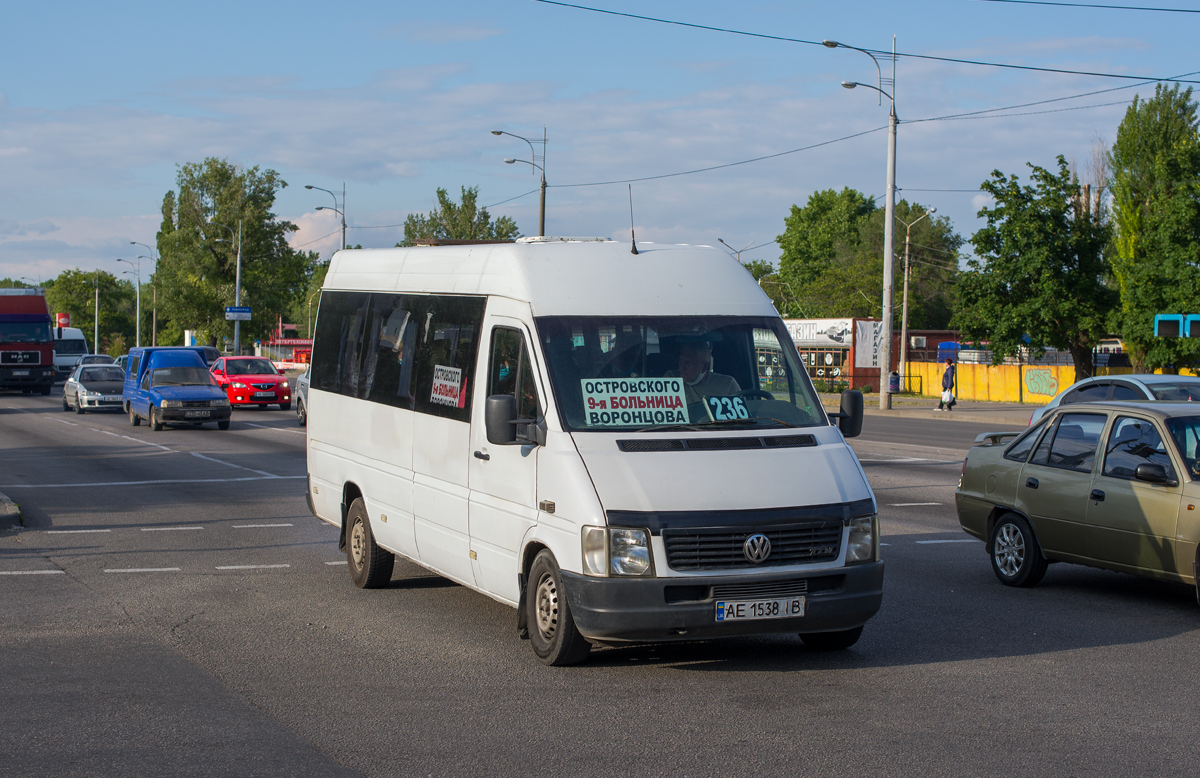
[489,327,539,421]
[411,295,486,423]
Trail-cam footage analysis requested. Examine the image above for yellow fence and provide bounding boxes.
[905,362,1197,405]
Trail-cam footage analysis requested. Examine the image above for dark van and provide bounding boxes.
[123,347,232,431]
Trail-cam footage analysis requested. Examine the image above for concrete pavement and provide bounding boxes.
[823,393,1035,427]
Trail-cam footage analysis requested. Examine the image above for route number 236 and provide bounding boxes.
[707,395,749,421]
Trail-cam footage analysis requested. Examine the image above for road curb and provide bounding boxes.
[0,490,21,527]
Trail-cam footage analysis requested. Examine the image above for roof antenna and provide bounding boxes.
[628,185,639,255]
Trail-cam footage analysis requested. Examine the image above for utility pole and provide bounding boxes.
[94,271,99,355]
[234,220,243,355]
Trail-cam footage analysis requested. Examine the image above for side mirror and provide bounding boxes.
[486,395,518,445]
[1135,463,1175,485]
[837,389,864,438]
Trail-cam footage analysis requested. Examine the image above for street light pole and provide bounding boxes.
[94,271,99,355]
[829,36,899,410]
[305,184,346,250]
[116,258,141,348]
[895,207,937,390]
[492,129,547,236]
[131,241,158,346]
[205,221,243,355]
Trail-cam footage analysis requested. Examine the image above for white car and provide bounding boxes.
[1029,374,1200,424]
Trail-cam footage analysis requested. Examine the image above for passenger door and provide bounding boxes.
[467,317,542,604]
[133,367,153,416]
[1016,412,1107,557]
[1087,415,1183,573]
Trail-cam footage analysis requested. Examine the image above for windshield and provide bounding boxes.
[535,316,827,432]
[1149,382,1200,401]
[55,339,88,355]
[80,367,124,382]
[225,358,278,375]
[151,367,216,387]
[1166,415,1200,480]
[0,322,51,344]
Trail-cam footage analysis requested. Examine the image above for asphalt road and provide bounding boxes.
[2,391,1196,777]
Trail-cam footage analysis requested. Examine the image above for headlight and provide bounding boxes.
[80,390,100,397]
[581,527,607,576]
[231,382,247,388]
[846,514,878,564]
[210,398,230,407]
[282,380,289,388]
[610,528,652,576]
[161,400,182,408]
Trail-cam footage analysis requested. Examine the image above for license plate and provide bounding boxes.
[12,370,28,376]
[716,597,806,622]
[184,410,211,418]
[103,395,122,402]
[254,391,274,398]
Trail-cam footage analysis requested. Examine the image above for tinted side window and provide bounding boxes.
[489,327,539,421]
[364,295,420,410]
[1029,417,1059,465]
[1103,416,1175,480]
[311,291,372,396]
[1005,421,1048,462]
[1110,382,1142,401]
[128,355,140,381]
[412,296,486,423]
[1045,413,1107,472]
[1064,383,1109,404]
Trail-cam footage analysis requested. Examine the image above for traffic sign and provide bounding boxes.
[225,306,251,321]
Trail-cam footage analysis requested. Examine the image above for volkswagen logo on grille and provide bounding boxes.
[743,533,772,564]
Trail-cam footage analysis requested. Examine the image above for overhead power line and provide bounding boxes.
[976,0,1200,12]
[535,0,1200,84]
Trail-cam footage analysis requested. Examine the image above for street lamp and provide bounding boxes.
[116,258,141,348]
[305,184,346,250]
[19,276,39,288]
[895,207,937,390]
[492,128,547,237]
[202,221,243,355]
[829,37,899,410]
[131,241,158,346]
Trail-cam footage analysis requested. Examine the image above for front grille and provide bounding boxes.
[617,434,815,452]
[712,578,809,600]
[181,401,211,408]
[1,351,39,365]
[251,383,274,390]
[663,522,842,571]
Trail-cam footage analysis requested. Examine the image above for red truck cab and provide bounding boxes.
[0,288,55,395]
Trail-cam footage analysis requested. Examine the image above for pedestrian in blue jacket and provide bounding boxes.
[937,358,956,411]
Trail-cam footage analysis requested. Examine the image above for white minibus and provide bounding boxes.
[305,238,882,665]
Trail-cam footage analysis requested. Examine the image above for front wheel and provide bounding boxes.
[279,401,291,411]
[74,396,85,414]
[149,406,163,432]
[296,398,307,427]
[39,384,52,396]
[346,498,394,588]
[129,406,140,426]
[801,626,863,651]
[62,396,70,411]
[990,513,1047,587]
[217,420,230,430]
[526,551,592,666]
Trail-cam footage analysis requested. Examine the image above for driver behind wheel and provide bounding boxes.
[669,340,740,405]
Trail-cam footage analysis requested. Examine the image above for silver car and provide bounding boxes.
[62,364,125,413]
[1030,374,1200,425]
[295,364,311,427]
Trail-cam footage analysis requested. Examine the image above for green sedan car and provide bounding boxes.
[957,402,1200,597]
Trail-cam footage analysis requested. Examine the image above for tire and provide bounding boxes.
[279,401,291,411]
[74,395,85,414]
[129,406,140,426]
[217,420,230,430]
[990,513,1047,587]
[149,406,163,432]
[39,384,52,396]
[296,398,307,427]
[345,498,394,588]
[801,626,864,651]
[62,395,70,411]
[526,550,592,666]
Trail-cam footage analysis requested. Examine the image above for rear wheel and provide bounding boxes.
[990,513,1047,587]
[149,406,163,432]
[801,626,863,651]
[129,406,140,426]
[346,498,394,588]
[526,550,592,666]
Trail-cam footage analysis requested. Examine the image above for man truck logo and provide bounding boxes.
[1024,369,1059,396]
[743,533,772,563]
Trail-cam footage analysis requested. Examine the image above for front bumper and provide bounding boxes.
[78,396,123,410]
[561,561,884,643]
[159,406,232,422]
[228,390,289,406]
[0,367,55,387]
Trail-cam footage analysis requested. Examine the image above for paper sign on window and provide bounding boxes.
[430,365,463,407]
[580,378,689,427]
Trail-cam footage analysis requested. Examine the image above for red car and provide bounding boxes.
[210,356,292,410]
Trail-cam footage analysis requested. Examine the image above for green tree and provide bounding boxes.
[777,188,877,289]
[43,269,136,351]
[1109,84,1200,371]
[0,279,34,288]
[955,156,1115,377]
[400,186,520,246]
[155,157,317,347]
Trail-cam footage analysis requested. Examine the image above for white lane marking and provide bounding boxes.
[120,435,174,452]
[916,539,983,544]
[47,529,112,534]
[325,560,348,566]
[246,422,306,436]
[190,451,276,478]
[5,407,33,413]
[103,567,182,573]
[889,502,943,507]
[45,418,176,452]
[49,418,79,426]
[141,526,203,532]
[0,569,66,575]
[0,475,305,489]
[216,564,291,570]
[233,523,293,529]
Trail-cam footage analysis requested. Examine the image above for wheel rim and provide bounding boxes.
[994,522,1025,578]
[350,519,366,570]
[534,571,559,641]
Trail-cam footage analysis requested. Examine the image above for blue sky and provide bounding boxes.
[0,0,1193,282]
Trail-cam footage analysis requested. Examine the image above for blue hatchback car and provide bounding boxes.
[123,347,232,431]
